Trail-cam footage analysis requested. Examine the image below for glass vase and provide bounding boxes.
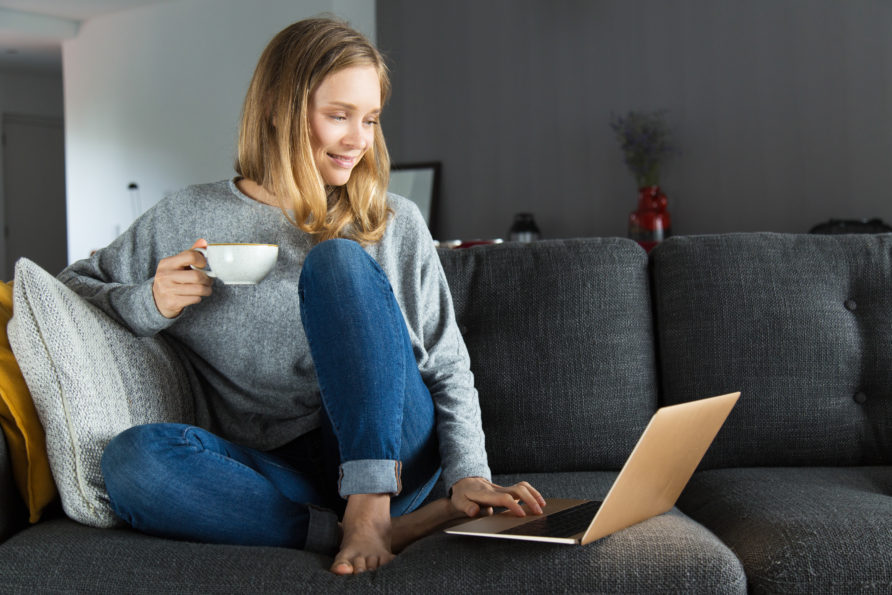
[628,186,671,252]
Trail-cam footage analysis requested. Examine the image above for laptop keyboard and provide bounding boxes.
[499,500,602,538]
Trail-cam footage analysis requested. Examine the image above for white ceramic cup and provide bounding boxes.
[193,243,278,285]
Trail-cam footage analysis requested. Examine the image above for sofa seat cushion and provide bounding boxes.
[0,471,745,594]
[438,239,659,473]
[652,233,892,468]
[678,466,892,594]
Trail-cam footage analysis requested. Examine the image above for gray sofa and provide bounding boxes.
[1,233,890,593]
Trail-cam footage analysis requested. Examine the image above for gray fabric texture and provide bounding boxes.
[0,471,746,594]
[678,466,892,594]
[7,258,195,528]
[438,239,658,473]
[652,233,892,468]
[58,179,490,490]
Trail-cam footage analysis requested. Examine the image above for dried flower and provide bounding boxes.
[610,110,677,189]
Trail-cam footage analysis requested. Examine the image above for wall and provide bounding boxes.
[0,70,65,277]
[63,0,375,262]
[377,0,892,241]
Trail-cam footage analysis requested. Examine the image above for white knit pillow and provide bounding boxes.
[7,258,193,527]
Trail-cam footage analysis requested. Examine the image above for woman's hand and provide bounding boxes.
[450,477,546,518]
[152,239,214,319]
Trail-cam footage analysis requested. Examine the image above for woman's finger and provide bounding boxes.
[163,267,213,288]
[506,482,546,513]
[516,481,546,503]
[159,248,207,272]
[469,489,525,517]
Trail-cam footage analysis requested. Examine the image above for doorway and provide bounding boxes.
[1,114,67,279]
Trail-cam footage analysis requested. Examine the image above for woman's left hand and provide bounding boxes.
[450,477,546,518]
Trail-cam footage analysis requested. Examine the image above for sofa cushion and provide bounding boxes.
[0,471,746,594]
[0,280,57,522]
[678,466,892,593]
[7,258,194,528]
[652,233,892,467]
[438,239,658,473]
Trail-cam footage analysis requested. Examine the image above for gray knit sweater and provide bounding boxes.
[58,178,491,490]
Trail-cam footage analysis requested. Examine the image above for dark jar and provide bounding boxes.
[509,213,541,243]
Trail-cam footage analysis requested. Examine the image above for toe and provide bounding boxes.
[330,560,354,575]
[352,556,368,574]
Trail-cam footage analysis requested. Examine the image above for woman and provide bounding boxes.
[59,17,544,575]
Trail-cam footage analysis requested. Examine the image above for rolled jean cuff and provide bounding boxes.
[303,505,340,556]
[338,459,402,498]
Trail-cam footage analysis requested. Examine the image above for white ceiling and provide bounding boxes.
[0,0,172,72]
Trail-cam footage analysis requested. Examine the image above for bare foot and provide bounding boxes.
[331,494,394,575]
[331,496,470,574]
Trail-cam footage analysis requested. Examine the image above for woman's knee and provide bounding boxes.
[103,423,185,471]
[101,423,191,515]
[305,238,365,269]
[300,239,376,293]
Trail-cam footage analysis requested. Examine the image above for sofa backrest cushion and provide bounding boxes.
[438,239,658,473]
[652,233,892,467]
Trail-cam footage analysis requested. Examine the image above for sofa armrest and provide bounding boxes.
[0,428,26,542]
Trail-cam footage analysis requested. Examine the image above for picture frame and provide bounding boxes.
[388,162,441,230]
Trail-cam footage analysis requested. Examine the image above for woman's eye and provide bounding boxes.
[365,119,379,127]
[330,115,346,121]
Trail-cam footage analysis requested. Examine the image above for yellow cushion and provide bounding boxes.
[0,280,57,522]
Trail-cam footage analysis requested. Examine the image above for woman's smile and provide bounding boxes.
[328,152,359,169]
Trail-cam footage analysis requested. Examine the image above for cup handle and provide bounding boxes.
[190,247,216,278]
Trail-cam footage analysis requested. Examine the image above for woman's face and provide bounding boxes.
[308,65,381,187]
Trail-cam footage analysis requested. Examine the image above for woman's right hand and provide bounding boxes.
[450,477,546,518]
[152,239,214,319]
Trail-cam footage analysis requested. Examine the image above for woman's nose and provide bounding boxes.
[344,121,369,149]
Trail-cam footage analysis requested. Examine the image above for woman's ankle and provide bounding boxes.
[342,493,392,538]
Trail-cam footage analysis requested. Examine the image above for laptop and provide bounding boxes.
[445,391,740,545]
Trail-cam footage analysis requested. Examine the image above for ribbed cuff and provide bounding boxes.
[127,279,178,336]
[338,459,402,498]
[303,505,340,556]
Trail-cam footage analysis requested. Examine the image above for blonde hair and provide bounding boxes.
[235,17,392,245]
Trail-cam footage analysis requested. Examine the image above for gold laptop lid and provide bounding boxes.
[581,392,739,544]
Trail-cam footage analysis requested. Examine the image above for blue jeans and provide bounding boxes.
[101,239,442,553]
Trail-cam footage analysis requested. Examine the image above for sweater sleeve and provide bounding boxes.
[420,239,492,489]
[382,199,492,489]
[57,203,177,337]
